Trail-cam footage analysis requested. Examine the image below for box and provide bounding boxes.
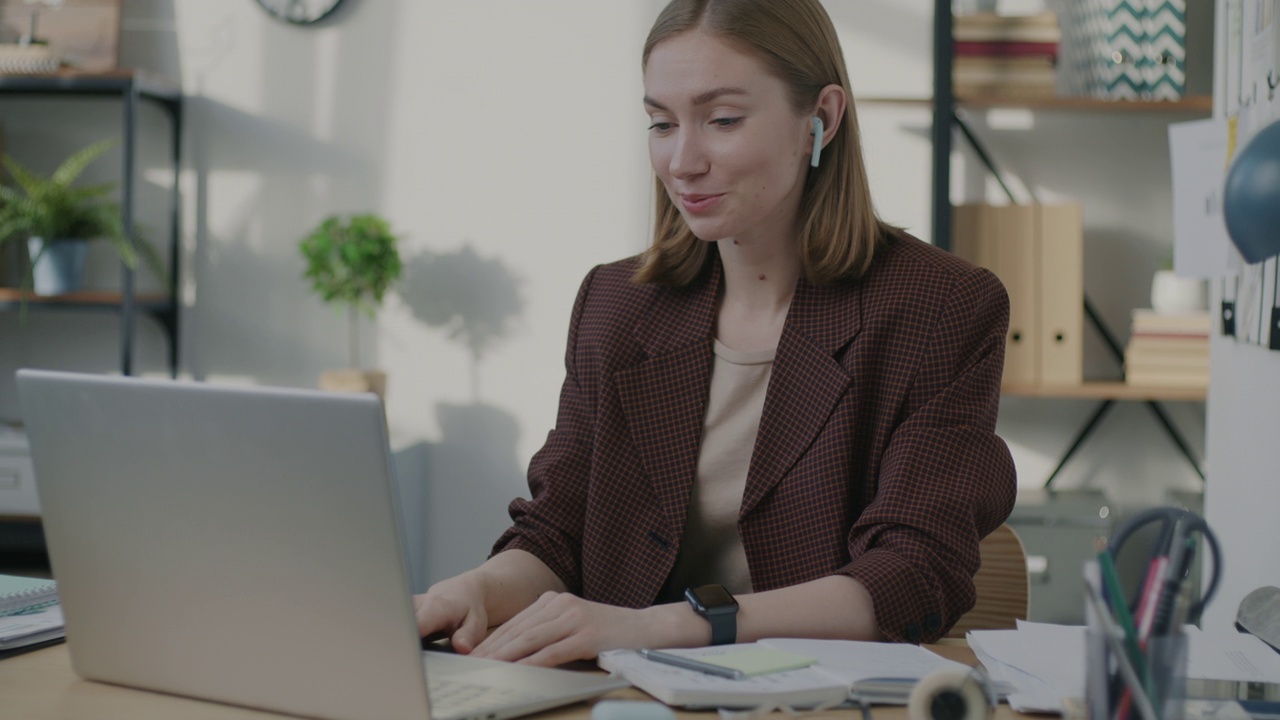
[1008,489,1114,625]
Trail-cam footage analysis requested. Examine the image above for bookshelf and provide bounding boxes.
[927,0,1208,488]
[0,70,183,377]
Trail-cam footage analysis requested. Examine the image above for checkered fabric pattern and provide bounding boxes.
[492,232,1017,644]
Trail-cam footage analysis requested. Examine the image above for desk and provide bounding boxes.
[1,643,1027,719]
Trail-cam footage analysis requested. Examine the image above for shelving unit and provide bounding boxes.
[0,70,183,377]
[926,0,1209,488]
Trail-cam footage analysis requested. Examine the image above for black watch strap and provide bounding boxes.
[685,585,738,646]
[707,610,736,646]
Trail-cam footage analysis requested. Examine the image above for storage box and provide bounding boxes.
[1008,489,1114,625]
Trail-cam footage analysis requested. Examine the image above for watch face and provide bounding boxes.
[689,584,737,611]
[255,0,345,25]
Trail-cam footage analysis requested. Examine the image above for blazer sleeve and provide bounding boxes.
[839,265,1017,644]
[489,266,599,594]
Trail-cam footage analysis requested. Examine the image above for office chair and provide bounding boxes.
[947,523,1030,639]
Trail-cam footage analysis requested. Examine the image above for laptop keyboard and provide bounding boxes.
[428,678,550,719]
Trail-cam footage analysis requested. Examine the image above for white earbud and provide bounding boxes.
[810,116,824,168]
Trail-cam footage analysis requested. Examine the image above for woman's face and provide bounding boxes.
[644,30,812,246]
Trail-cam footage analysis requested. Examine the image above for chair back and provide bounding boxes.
[947,523,1029,638]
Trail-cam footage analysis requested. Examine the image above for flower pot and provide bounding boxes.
[1150,270,1208,315]
[27,237,88,296]
[319,369,387,402]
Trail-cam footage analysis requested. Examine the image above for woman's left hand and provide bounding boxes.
[467,591,655,666]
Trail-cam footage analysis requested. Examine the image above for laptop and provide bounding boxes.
[15,369,627,720]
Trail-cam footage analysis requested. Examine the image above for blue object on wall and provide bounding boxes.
[1224,119,1280,265]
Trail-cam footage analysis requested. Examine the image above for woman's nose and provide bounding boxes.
[669,128,709,179]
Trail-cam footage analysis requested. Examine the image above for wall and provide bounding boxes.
[0,0,1214,590]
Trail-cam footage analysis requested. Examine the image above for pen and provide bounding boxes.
[637,649,746,680]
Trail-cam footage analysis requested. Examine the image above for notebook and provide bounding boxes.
[16,369,625,720]
[597,638,972,709]
[0,573,58,617]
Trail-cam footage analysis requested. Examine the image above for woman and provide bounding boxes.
[413,0,1016,666]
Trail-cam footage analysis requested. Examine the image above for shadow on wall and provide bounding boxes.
[398,245,524,403]
[394,403,526,591]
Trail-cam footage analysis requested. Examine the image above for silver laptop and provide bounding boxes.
[16,369,626,720]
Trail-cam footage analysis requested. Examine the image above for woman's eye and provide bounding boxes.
[648,122,674,132]
[712,117,743,128]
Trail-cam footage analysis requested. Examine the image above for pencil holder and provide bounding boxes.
[1147,631,1189,720]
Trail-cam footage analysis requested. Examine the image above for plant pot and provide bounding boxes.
[1150,270,1208,315]
[27,237,88,296]
[319,369,387,401]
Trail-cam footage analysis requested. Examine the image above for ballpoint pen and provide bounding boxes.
[637,649,746,680]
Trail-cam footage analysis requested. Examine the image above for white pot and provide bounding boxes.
[1150,270,1208,315]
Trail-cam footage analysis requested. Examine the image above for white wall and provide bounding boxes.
[0,0,1215,589]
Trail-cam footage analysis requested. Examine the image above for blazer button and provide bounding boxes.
[925,613,942,632]
[906,623,922,643]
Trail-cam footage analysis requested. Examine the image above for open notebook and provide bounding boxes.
[0,574,58,617]
[597,638,970,709]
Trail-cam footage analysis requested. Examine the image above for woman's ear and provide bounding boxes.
[813,83,847,150]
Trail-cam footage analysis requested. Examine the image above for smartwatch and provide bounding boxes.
[685,584,738,645]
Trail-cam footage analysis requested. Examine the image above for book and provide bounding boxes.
[954,12,1062,44]
[596,638,970,709]
[0,604,65,656]
[954,40,1060,60]
[1131,309,1212,335]
[0,574,58,618]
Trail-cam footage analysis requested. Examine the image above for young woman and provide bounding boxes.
[413,0,1016,666]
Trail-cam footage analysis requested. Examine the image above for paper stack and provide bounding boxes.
[1123,309,1210,388]
[953,12,1060,100]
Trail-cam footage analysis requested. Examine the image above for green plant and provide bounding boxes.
[0,138,166,289]
[300,213,403,368]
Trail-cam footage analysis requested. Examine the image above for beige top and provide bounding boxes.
[663,339,775,600]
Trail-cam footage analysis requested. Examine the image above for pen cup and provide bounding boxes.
[1147,630,1189,720]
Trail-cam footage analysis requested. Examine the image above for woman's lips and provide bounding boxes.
[680,193,723,214]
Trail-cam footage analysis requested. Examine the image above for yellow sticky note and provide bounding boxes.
[699,647,817,677]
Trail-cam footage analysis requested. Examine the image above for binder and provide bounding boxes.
[953,203,1085,388]
[995,204,1041,386]
[1143,0,1187,100]
[1104,0,1148,99]
[1038,204,1084,385]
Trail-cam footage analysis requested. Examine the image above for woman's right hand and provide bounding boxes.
[413,571,491,654]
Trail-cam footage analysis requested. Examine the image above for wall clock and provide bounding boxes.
[254,0,346,26]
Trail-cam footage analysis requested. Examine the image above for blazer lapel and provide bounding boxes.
[740,279,862,518]
[614,262,720,545]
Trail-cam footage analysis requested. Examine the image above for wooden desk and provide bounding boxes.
[1,643,1028,719]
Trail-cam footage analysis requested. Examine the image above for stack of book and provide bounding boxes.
[953,11,1061,99]
[1124,309,1210,388]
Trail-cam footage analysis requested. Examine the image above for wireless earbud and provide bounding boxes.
[810,116,824,168]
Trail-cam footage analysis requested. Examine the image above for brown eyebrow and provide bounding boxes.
[644,86,750,112]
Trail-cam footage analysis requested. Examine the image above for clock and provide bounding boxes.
[254,0,346,26]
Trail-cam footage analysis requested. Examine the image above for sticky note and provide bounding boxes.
[698,647,817,677]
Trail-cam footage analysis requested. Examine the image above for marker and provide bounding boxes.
[637,649,745,680]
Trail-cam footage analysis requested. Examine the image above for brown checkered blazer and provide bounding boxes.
[493,232,1017,644]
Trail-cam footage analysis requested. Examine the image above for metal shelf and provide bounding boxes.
[930,1,1205,487]
[0,70,183,377]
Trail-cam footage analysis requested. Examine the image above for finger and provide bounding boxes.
[450,610,488,654]
[519,638,592,668]
[472,592,556,656]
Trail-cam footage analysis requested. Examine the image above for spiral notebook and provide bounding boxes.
[0,573,58,617]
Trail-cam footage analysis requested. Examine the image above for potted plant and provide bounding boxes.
[300,213,403,399]
[0,138,165,297]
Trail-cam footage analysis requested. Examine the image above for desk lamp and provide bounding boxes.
[1224,119,1280,264]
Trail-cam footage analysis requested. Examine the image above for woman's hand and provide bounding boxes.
[468,591,657,666]
[413,572,491,654]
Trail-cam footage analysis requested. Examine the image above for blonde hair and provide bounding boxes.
[635,0,900,286]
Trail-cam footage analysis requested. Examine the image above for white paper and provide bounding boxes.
[1185,625,1280,682]
[1169,118,1234,279]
